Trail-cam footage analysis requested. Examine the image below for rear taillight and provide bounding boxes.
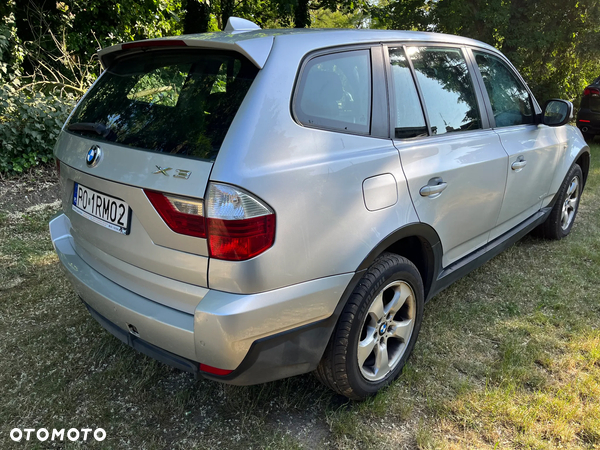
[205,183,275,261]
[144,190,206,238]
[583,87,600,97]
[144,183,275,261]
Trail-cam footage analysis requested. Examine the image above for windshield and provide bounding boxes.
[67,49,258,161]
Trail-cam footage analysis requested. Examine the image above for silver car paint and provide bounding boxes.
[362,174,398,211]
[545,126,590,204]
[489,125,562,241]
[394,130,508,267]
[97,29,501,70]
[56,159,210,291]
[97,35,276,69]
[51,27,588,375]
[50,213,198,360]
[50,212,353,369]
[194,272,353,369]
[208,34,422,294]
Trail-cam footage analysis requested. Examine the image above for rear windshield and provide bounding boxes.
[67,49,258,161]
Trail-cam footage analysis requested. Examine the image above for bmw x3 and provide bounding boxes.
[50,18,590,399]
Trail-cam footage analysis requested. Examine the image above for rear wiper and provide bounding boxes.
[67,122,111,138]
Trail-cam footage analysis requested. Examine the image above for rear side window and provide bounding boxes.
[473,51,534,127]
[388,47,427,139]
[408,47,482,135]
[295,50,371,134]
[68,50,258,161]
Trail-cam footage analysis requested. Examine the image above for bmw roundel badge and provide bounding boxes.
[86,145,102,167]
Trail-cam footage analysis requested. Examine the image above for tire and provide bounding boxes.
[536,163,583,240]
[315,253,424,400]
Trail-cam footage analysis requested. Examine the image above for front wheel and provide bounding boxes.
[536,163,583,240]
[315,253,424,400]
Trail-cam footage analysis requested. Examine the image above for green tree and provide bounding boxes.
[383,0,600,104]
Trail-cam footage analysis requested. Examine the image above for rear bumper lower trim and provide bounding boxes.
[83,300,200,374]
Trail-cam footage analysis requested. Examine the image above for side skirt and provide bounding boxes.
[426,206,552,301]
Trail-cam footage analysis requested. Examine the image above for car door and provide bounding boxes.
[388,45,508,267]
[469,49,562,241]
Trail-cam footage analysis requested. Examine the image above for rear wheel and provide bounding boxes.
[315,253,424,400]
[536,164,583,240]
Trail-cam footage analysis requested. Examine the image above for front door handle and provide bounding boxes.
[511,157,527,171]
[420,177,448,198]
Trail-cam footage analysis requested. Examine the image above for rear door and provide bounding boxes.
[388,45,508,267]
[469,50,561,240]
[55,49,258,299]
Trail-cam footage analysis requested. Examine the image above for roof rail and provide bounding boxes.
[225,17,261,32]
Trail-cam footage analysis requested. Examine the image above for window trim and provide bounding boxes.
[466,47,542,129]
[385,42,490,141]
[291,45,388,138]
[384,45,431,139]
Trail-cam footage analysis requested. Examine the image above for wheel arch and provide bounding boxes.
[316,224,442,383]
[356,223,442,302]
[575,149,591,189]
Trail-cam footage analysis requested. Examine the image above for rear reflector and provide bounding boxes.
[579,119,591,123]
[200,363,233,376]
[122,40,187,50]
[144,190,206,238]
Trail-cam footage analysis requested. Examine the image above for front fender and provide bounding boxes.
[545,125,590,207]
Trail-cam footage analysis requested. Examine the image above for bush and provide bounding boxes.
[0,86,74,175]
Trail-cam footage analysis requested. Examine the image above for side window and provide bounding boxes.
[473,51,534,127]
[408,47,482,135]
[295,50,371,134]
[388,47,427,139]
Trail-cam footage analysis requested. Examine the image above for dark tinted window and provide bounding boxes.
[295,50,371,134]
[474,51,533,127]
[408,47,481,135]
[388,48,427,139]
[68,50,258,161]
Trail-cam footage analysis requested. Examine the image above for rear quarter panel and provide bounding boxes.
[209,35,419,294]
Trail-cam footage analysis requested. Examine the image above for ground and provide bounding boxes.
[1,145,599,449]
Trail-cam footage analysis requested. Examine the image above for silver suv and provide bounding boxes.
[50,18,590,400]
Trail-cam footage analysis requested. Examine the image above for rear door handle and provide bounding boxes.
[511,158,527,171]
[420,177,448,198]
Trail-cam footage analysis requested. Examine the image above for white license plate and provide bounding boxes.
[72,183,131,235]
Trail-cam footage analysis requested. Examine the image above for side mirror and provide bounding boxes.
[542,99,573,126]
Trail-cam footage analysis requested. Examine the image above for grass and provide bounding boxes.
[1,144,600,449]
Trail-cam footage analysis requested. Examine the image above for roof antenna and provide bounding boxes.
[225,17,261,32]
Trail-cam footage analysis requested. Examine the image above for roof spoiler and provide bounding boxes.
[97,17,272,70]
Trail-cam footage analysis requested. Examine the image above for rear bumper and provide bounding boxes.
[576,109,600,134]
[50,213,352,384]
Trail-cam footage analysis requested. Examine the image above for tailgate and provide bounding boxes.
[55,132,213,289]
[53,47,259,297]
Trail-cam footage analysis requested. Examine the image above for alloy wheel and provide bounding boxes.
[357,280,416,381]
[561,176,580,230]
